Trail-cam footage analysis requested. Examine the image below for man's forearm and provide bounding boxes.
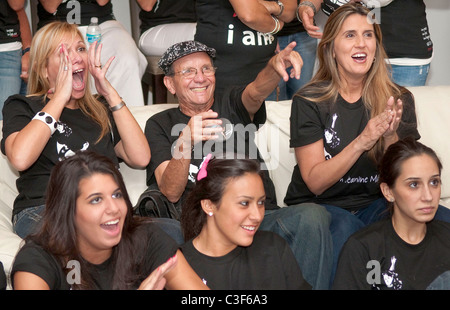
[157,132,192,203]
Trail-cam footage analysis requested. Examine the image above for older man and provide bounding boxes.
[141,40,332,289]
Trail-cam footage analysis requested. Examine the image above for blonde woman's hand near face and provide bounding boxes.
[50,44,74,104]
[88,41,116,100]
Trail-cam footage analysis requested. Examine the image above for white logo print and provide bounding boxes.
[324,113,340,148]
[383,256,403,289]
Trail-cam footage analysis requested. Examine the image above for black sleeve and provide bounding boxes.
[218,85,267,128]
[1,95,38,155]
[144,115,176,185]
[277,234,312,290]
[142,223,179,275]
[289,95,324,148]
[397,90,421,140]
[332,237,373,290]
[11,242,67,290]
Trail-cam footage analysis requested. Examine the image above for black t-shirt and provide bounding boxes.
[1,95,120,216]
[181,230,311,290]
[37,0,115,28]
[284,85,420,210]
[195,0,277,97]
[333,219,450,290]
[321,0,432,59]
[145,86,278,210]
[0,0,20,44]
[379,0,432,59]
[12,222,178,290]
[139,0,197,35]
[278,17,306,37]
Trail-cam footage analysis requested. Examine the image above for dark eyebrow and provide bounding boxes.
[86,192,102,200]
[237,195,266,200]
[404,174,441,182]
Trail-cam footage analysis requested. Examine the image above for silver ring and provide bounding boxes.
[64,66,68,71]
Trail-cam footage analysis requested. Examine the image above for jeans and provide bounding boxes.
[390,64,430,87]
[267,31,318,101]
[427,271,450,290]
[151,218,185,245]
[322,198,389,287]
[13,205,46,239]
[153,203,333,290]
[260,203,333,290]
[0,48,26,120]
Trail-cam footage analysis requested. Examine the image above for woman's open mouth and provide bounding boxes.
[351,53,367,63]
[72,68,85,91]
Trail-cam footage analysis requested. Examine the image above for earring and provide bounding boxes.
[208,212,213,217]
[390,198,395,202]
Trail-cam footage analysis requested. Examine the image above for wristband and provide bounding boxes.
[22,47,30,55]
[33,111,58,135]
[110,100,126,112]
[275,1,284,17]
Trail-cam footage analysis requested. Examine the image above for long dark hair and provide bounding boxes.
[28,151,151,289]
[181,156,264,241]
[379,138,442,213]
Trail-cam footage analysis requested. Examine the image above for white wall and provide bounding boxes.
[25,0,449,86]
[111,0,132,34]
[425,0,450,86]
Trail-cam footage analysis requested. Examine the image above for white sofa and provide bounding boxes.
[1,86,449,289]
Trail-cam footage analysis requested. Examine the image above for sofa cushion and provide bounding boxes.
[0,198,22,288]
[408,86,450,202]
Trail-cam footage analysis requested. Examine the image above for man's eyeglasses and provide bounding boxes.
[173,66,217,79]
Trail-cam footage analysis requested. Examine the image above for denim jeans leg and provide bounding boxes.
[260,203,333,289]
[355,198,390,226]
[0,48,23,120]
[284,32,317,98]
[13,205,46,239]
[390,64,430,87]
[322,204,365,286]
[266,31,318,101]
[434,205,450,223]
[426,271,450,290]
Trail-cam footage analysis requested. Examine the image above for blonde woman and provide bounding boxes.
[283,3,424,284]
[1,22,150,239]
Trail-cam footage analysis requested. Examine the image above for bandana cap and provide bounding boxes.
[158,40,216,75]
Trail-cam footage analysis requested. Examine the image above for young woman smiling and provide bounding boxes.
[12,151,207,290]
[180,155,311,290]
